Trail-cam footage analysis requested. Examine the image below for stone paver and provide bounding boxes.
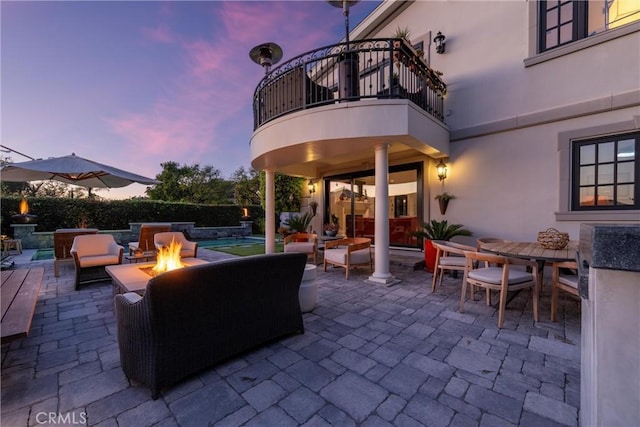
[1,249,581,426]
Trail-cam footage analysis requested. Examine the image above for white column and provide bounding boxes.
[369,143,399,285]
[265,169,276,254]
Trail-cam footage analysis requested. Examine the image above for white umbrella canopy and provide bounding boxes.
[0,153,160,188]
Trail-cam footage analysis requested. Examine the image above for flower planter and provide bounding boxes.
[438,199,449,215]
[424,239,437,273]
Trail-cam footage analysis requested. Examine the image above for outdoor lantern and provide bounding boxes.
[308,180,316,194]
[436,159,448,181]
[433,31,446,54]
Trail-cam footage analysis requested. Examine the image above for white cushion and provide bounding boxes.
[78,254,120,268]
[285,242,315,254]
[438,256,466,267]
[324,248,370,264]
[468,267,533,285]
[558,274,579,288]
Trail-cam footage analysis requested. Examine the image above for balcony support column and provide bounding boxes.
[264,169,276,254]
[369,143,400,286]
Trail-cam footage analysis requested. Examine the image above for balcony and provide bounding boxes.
[250,39,449,176]
[253,38,447,130]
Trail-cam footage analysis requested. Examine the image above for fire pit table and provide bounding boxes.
[106,258,208,295]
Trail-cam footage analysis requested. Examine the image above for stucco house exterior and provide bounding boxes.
[250,0,640,284]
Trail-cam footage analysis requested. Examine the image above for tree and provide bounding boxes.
[259,172,304,213]
[146,161,232,204]
[231,167,261,206]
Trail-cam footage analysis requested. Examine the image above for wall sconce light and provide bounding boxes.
[436,159,448,181]
[433,31,446,54]
[308,180,316,194]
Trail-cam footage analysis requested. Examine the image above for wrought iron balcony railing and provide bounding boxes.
[252,38,447,130]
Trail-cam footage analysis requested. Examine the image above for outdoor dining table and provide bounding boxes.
[479,240,579,291]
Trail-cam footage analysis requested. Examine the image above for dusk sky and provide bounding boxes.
[1,0,380,199]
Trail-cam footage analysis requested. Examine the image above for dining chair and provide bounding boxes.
[550,261,579,322]
[461,251,539,328]
[431,240,477,292]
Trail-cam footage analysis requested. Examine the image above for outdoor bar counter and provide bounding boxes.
[578,224,640,427]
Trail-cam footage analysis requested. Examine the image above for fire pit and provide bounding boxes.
[12,199,37,224]
[139,238,184,277]
[240,207,251,221]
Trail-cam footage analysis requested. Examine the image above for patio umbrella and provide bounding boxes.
[0,153,160,188]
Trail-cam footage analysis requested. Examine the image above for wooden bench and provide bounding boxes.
[1,268,44,344]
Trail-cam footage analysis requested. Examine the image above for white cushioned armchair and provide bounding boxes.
[323,237,372,279]
[154,231,198,258]
[71,234,124,290]
[283,232,317,264]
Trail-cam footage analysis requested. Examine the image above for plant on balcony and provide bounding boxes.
[392,26,411,42]
[392,26,412,67]
[434,192,455,215]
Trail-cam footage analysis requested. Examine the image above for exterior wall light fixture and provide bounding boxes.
[436,159,448,181]
[308,180,316,194]
[433,31,446,54]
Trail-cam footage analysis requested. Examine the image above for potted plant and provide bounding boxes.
[434,192,455,215]
[283,212,314,235]
[392,26,411,66]
[412,220,472,273]
[324,214,339,237]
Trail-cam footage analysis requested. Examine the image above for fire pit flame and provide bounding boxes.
[20,199,29,214]
[12,199,38,224]
[241,207,251,221]
[153,238,184,274]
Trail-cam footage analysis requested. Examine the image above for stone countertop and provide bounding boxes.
[579,224,640,273]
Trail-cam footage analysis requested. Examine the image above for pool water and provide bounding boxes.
[198,237,265,248]
[32,249,54,261]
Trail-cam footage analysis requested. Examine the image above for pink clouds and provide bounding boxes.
[106,1,359,183]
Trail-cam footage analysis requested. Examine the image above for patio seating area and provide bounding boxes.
[1,248,581,426]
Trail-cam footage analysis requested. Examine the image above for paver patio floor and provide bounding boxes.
[1,249,581,426]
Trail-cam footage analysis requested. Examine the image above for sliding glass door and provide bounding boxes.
[324,163,422,249]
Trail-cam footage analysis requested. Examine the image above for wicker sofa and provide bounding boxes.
[114,252,308,398]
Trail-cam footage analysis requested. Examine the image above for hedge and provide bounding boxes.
[1,197,264,234]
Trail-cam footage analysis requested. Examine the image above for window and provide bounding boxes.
[539,0,640,52]
[572,132,639,210]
